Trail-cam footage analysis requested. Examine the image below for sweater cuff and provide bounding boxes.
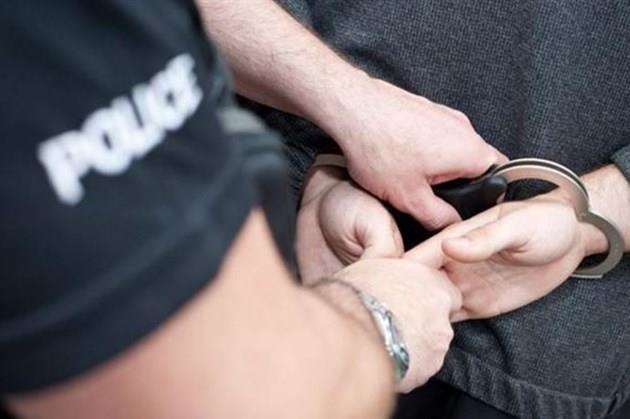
[611,144,630,182]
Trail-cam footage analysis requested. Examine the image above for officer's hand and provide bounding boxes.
[334,258,462,393]
[323,78,507,230]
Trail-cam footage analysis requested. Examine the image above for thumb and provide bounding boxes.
[404,235,446,269]
[493,146,509,165]
[359,213,404,260]
[442,217,527,263]
[400,185,461,231]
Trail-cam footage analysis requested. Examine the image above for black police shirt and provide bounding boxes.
[0,1,290,395]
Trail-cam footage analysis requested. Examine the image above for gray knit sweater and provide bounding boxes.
[245,2,630,418]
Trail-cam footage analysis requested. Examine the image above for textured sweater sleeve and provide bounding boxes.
[611,143,630,182]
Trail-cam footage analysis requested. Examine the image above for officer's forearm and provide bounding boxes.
[195,0,367,129]
[5,212,394,419]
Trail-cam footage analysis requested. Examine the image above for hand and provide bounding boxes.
[297,166,403,284]
[320,77,507,230]
[333,258,462,393]
[405,196,587,321]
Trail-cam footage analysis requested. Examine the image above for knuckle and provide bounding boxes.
[485,143,503,159]
[426,316,455,345]
[427,351,447,375]
[442,326,455,344]
[434,288,454,308]
[469,147,496,173]
[419,212,445,229]
[403,197,438,220]
[394,182,421,202]
[454,110,471,124]
[485,149,501,166]
[434,325,455,350]
[470,134,489,149]
[410,204,448,229]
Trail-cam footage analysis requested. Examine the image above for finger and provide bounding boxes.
[437,104,472,125]
[429,143,505,184]
[360,215,405,260]
[404,206,498,267]
[456,143,507,179]
[400,185,461,230]
[438,271,463,313]
[491,146,509,165]
[404,236,445,269]
[450,309,470,323]
[354,197,405,260]
[441,217,529,263]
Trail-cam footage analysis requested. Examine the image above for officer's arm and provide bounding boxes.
[195,0,360,122]
[4,211,394,419]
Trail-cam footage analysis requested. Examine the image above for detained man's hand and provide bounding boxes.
[296,166,403,284]
[405,196,587,321]
[333,258,462,393]
[319,77,507,230]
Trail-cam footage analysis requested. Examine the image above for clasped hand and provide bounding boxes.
[297,166,587,390]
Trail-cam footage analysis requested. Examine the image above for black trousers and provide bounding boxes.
[393,379,630,419]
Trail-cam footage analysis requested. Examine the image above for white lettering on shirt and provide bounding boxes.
[38,54,203,205]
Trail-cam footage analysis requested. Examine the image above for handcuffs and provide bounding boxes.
[313,155,625,279]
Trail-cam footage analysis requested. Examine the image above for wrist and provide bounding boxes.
[533,191,609,257]
[300,165,347,207]
[578,222,609,256]
[311,278,410,382]
[310,278,383,341]
[303,281,396,403]
[303,68,373,150]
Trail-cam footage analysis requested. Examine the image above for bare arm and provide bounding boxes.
[5,211,394,419]
[194,0,505,230]
[195,0,358,126]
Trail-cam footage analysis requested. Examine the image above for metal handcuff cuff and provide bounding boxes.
[313,154,625,279]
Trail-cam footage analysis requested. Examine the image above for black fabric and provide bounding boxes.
[395,379,517,419]
[0,0,290,396]
[244,1,630,418]
[215,68,298,270]
[394,382,630,419]
[612,144,630,182]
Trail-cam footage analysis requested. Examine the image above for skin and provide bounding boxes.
[195,0,506,229]
[406,198,591,320]
[297,167,404,284]
[298,164,629,322]
[332,259,462,394]
[194,0,628,398]
[297,167,465,393]
[6,0,482,413]
[5,211,462,418]
[8,1,624,416]
[407,165,630,320]
[5,212,389,419]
